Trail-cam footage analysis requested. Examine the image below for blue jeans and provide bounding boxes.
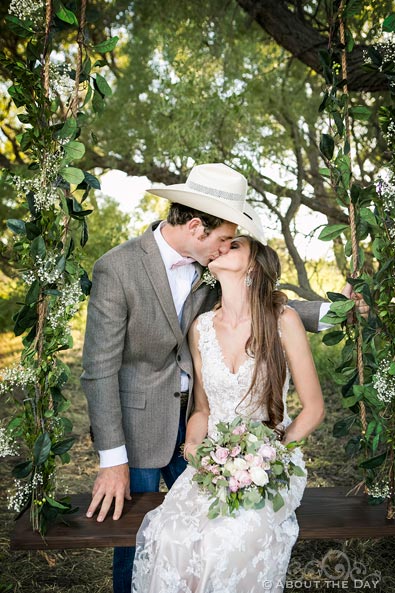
[112,410,187,593]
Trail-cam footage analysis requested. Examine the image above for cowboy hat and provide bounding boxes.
[147,163,266,245]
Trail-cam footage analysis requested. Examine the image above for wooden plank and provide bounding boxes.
[10,487,395,550]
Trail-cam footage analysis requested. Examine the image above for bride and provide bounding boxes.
[131,235,325,593]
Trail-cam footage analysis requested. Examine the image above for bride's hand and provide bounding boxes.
[183,442,199,461]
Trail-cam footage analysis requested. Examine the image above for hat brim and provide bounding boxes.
[147,184,266,245]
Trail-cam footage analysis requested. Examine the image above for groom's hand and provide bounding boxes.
[86,463,131,522]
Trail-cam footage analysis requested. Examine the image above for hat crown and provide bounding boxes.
[186,163,247,208]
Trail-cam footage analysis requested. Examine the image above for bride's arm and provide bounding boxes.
[280,307,325,445]
[183,319,210,460]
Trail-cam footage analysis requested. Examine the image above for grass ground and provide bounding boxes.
[0,331,394,593]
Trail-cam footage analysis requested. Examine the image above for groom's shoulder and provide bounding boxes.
[95,223,158,267]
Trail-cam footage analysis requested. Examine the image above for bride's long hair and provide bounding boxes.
[239,237,288,428]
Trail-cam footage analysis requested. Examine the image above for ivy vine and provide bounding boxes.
[318,1,395,517]
[0,0,117,534]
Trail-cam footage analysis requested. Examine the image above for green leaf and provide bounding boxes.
[7,219,26,235]
[359,452,387,469]
[33,432,52,465]
[54,1,78,25]
[333,416,355,438]
[56,117,77,140]
[327,291,348,302]
[26,280,40,305]
[320,133,335,160]
[12,460,33,479]
[272,492,285,512]
[93,36,119,54]
[322,330,345,346]
[342,393,361,408]
[30,235,46,259]
[95,73,112,97]
[13,305,38,335]
[291,465,306,477]
[51,436,75,455]
[84,171,101,190]
[329,300,355,316]
[63,141,85,162]
[318,224,349,241]
[60,167,85,185]
[349,106,371,121]
[45,496,70,510]
[383,13,395,32]
[359,207,378,227]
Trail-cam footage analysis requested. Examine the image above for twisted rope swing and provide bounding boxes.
[338,4,368,442]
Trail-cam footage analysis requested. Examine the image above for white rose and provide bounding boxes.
[224,460,236,474]
[250,466,269,487]
[233,457,248,471]
[246,433,258,443]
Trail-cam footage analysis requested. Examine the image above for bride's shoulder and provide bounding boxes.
[278,305,305,335]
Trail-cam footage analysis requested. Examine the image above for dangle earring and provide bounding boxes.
[245,271,253,287]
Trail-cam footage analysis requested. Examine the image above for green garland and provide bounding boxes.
[0,0,117,534]
[318,2,395,517]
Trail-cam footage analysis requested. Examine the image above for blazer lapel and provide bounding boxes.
[141,224,183,344]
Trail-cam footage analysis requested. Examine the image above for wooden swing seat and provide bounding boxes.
[9,486,395,551]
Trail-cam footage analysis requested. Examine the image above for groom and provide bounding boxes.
[81,163,358,593]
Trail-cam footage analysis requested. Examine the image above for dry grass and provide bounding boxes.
[1,332,394,593]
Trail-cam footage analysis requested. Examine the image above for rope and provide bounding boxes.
[42,0,52,97]
[72,0,87,117]
[338,2,367,437]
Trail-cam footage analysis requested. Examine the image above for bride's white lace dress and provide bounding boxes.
[131,310,307,593]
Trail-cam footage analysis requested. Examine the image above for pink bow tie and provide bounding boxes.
[170,257,195,270]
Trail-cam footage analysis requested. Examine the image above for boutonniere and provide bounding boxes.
[201,268,217,288]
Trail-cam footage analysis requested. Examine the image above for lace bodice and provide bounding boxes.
[197,310,291,438]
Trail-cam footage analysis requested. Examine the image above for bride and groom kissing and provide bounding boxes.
[81,163,365,593]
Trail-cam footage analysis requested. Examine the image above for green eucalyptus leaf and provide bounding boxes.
[63,140,85,162]
[333,416,355,438]
[319,133,335,160]
[318,224,349,241]
[33,432,52,465]
[60,167,85,185]
[349,106,371,121]
[272,492,285,512]
[7,219,26,235]
[55,1,78,25]
[322,330,345,346]
[95,73,112,97]
[12,460,33,479]
[359,452,387,469]
[51,436,75,455]
[30,236,46,259]
[383,13,395,33]
[329,300,355,317]
[93,36,119,54]
[26,280,40,305]
[57,118,77,140]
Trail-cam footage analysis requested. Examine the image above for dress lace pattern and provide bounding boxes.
[131,310,307,593]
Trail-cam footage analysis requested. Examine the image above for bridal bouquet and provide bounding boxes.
[189,416,305,519]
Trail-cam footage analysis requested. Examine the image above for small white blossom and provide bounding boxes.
[201,269,217,288]
[0,364,37,396]
[7,471,44,513]
[8,0,44,26]
[372,357,395,404]
[48,64,75,101]
[376,172,395,212]
[13,151,63,211]
[367,481,391,499]
[47,280,83,330]
[0,427,18,457]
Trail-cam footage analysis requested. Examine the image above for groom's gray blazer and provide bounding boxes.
[81,222,321,468]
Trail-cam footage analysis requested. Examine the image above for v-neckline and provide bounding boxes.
[209,311,251,377]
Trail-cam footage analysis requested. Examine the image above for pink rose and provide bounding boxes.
[250,454,264,467]
[230,445,241,457]
[235,470,252,487]
[210,446,230,465]
[229,476,240,492]
[210,465,220,475]
[244,453,255,465]
[232,424,247,435]
[258,444,277,461]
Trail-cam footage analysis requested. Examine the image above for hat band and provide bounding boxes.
[187,179,245,204]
